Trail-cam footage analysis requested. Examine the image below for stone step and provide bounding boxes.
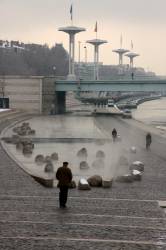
[0,195,161,210]
[0,221,165,244]
[0,196,164,218]
[0,201,164,218]
[0,110,23,121]
[0,211,165,229]
[0,237,165,250]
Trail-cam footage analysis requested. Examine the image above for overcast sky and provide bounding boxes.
[0,0,166,75]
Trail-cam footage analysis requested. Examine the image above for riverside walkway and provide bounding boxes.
[0,112,165,250]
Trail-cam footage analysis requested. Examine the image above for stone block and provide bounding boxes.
[102,179,113,188]
[78,178,91,190]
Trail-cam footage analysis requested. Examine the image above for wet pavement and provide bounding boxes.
[0,114,165,249]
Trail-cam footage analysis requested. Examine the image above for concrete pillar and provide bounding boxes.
[69,34,75,75]
[94,45,99,80]
[130,58,134,68]
[119,53,123,65]
[55,92,66,114]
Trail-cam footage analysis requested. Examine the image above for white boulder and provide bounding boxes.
[78,178,91,190]
[131,169,142,181]
[130,161,144,172]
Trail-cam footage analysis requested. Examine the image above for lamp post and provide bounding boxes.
[84,46,87,63]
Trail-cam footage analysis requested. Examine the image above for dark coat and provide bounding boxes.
[56,166,72,187]
[112,129,117,137]
[146,133,152,144]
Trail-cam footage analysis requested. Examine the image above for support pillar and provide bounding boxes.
[55,91,66,114]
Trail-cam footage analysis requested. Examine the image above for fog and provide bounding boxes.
[4,115,139,183]
[0,0,166,74]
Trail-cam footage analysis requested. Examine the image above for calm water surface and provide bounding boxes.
[132,97,166,127]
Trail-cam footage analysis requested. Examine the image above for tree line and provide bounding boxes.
[0,43,68,76]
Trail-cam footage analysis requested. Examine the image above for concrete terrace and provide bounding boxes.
[0,112,165,250]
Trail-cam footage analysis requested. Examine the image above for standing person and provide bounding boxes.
[146,132,152,150]
[56,162,72,208]
[112,128,117,142]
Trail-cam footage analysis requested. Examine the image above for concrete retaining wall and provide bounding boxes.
[0,76,43,113]
[0,76,66,114]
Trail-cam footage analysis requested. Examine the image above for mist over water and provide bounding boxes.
[4,115,135,183]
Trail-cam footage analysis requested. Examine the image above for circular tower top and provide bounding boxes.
[125,52,140,58]
[87,39,107,46]
[112,48,129,54]
[59,26,86,35]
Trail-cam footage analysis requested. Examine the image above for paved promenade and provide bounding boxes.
[0,114,165,249]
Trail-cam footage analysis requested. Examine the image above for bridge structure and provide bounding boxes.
[55,79,166,92]
[53,78,166,113]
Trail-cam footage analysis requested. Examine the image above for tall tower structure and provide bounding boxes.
[87,22,107,80]
[125,52,140,68]
[113,48,130,65]
[59,6,86,80]
[59,26,86,80]
[125,40,139,68]
[87,39,107,80]
[112,35,129,65]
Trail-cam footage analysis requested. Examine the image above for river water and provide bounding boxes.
[132,97,166,130]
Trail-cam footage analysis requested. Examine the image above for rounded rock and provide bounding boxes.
[35,154,45,165]
[44,163,54,173]
[87,175,102,187]
[80,161,89,170]
[77,148,88,158]
[51,152,59,161]
[45,156,52,163]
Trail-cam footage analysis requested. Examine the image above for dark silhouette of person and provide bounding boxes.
[56,162,72,208]
[146,132,152,150]
[131,72,134,80]
[112,128,117,142]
